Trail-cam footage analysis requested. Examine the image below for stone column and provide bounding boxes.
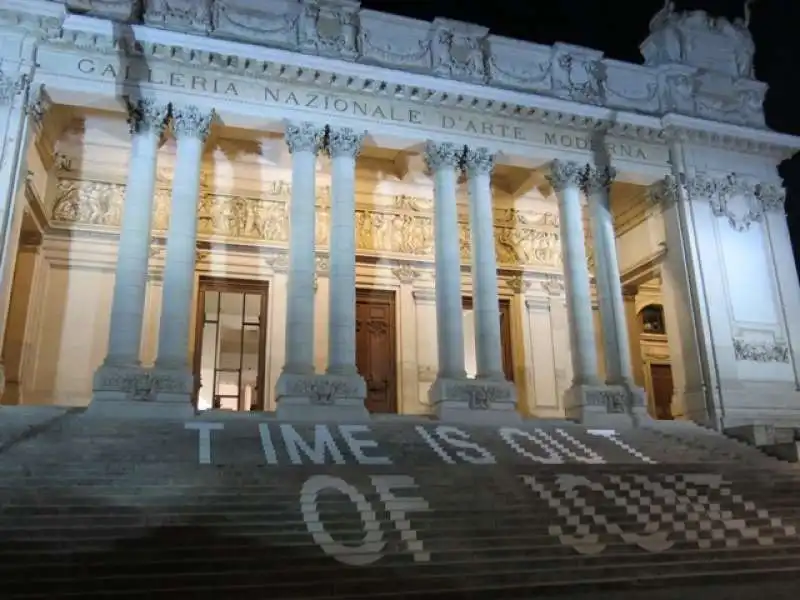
[547,160,599,390]
[425,142,466,391]
[326,127,365,377]
[151,105,214,411]
[584,166,634,385]
[275,122,331,419]
[464,147,505,380]
[92,99,169,404]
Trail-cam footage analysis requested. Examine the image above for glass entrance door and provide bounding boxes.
[194,278,268,412]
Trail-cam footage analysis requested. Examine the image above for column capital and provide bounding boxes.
[424,141,462,171]
[125,97,170,136]
[285,121,324,155]
[464,147,495,177]
[583,165,617,194]
[546,159,584,192]
[171,105,215,141]
[327,126,365,158]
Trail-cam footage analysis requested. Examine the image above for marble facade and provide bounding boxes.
[0,0,799,429]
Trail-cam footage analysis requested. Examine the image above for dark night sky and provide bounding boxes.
[360,0,800,265]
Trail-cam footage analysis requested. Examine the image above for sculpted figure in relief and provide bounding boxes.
[51,178,561,267]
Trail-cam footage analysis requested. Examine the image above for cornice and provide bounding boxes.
[7,5,799,157]
[51,15,667,144]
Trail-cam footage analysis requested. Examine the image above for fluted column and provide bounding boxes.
[464,147,505,380]
[326,127,365,376]
[280,122,323,376]
[547,160,599,386]
[585,166,633,384]
[155,106,214,371]
[425,141,466,379]
[104,99,169,366]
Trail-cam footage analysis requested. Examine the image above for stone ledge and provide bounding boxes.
[90,364,194,419]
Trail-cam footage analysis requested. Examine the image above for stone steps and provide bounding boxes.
[0,410,799,597]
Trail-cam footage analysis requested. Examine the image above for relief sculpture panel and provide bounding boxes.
[51,178,561,268]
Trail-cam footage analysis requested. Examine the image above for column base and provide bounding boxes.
[564,381,649,427]
[429,376,521,425]
[275,371,369,422]
[88,364,194,419]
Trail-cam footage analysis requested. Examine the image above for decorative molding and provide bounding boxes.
[505,275,530,294]
[392,264,420,284]
[541,274,565,296]
[546,160,585,192]
[733,338,790,364]
[43,3,774,136]
[51,178,562,268]
[685,172,783,232]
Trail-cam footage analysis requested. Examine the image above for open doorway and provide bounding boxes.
[193,277,268,411]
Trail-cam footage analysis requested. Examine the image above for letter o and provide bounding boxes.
[333,98,348,112]
[300,475,385,566]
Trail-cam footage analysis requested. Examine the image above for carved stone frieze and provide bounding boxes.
[48,2,769,130]
[551,44,605,106]
[65,0,142,23]
[144,0,213,34]
[51,178,561,268]
[298,0,360,60]
[211,0,300,48]
[431,18,488,83]
[733,338,790,364]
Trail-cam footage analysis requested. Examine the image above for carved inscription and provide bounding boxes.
[66,56,651,158]
[51,179,562,268]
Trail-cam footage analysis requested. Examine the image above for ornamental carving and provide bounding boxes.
[733,338,790,364]
[546,160,585,192]
[423,141,462,171]
[125,97,169,136]
[285,122,324,155]
[144,0,213,34]
[51,4,768,130]
[582,165,617,195]
[298,0,360,60]
[686,173,782,232]
[551,46,605,106]
[50,179,561,268]
[327,127,365,159]
[431,19,487,83]
[172,105,215,140]
[464,147,494,177]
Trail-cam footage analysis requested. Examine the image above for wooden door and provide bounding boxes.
[650,363,674,420]
[355,289,397,414]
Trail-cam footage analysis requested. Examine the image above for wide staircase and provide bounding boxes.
[1,407,800,599]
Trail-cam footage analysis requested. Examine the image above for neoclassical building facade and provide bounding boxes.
[1,0,799,429]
